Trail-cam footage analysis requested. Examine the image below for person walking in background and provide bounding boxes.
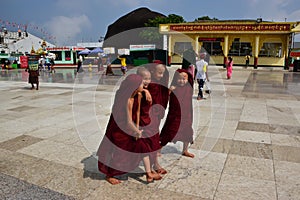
[105,55,114,75]
[38,60,43,71]
[226,56,233,79]
[97,74,162,185]
[50,58,55,73]
[160,69,195,158]
[45,57,51,71]
[97,56,103,72]
[195,53,209,100]
[26,63,39,90]
[245,54,250,67]
[118,55,127,75]
[77,55,83,73]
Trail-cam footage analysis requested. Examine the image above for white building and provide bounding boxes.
[0,31,55,56]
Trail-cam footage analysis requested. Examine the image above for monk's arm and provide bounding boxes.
[143,89,152,104]
[126,98,142,137]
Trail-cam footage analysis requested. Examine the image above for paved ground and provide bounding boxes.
[0,66,300,200]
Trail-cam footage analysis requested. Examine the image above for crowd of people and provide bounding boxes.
[38,56,56,73]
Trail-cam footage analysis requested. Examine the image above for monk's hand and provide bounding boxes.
[143,89,152,104]
[135,130,143,140]
[169,86,176,91]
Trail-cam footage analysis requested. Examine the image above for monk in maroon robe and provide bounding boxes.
[144,63,169,173]
[97,74,161,184]
[160,69,195,158]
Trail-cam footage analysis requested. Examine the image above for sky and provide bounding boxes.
[1,0,299,46]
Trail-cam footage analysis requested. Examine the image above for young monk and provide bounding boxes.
[136,67,161,178]
[144,63,169,174]
[97,74,161,184]
[160,69,195,158]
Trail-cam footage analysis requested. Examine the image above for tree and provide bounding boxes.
[194,16,218,22]
[145,14,186,27]
[139,14,185,44]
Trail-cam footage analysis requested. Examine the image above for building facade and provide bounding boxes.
[160,20,300,67]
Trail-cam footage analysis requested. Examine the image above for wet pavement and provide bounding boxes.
[0,65,300,200]
[0,66,124,85]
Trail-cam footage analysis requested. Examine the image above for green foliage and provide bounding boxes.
[145,14,186,27]
[139,27,161,42]
[194,16,218,21]
[140,14,185,44]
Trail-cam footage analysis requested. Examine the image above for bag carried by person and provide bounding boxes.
[203,64,207,72]
[204,80,211,94]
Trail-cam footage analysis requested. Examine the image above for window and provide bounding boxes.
[174,42,192,55]
[259,43,282,57]
[65,51,71,61]
[51,51,62,61]
[229,41,252,56]
[202,41,223,56]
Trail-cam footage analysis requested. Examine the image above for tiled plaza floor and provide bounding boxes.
[1,66,300,199]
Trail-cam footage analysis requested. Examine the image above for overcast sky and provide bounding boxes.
[1,0,299,45]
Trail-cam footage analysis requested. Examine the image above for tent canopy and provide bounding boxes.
[78,48,91,55]
[89,47,103,54]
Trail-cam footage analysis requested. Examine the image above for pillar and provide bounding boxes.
[254,36,260,69]
[163,35,168,65]
[168,35,172,65]
[223,35,229,68]
[195,36,199,55]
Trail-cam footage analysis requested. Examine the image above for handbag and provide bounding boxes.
[204,80,211,94]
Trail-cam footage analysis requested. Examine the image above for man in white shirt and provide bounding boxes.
[195,53,209,100]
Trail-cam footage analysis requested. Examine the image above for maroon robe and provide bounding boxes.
[160,69,194,146]
[27,68,39,84]
[139,63,169,155]
[97,74,152,177]
[146,81,169,151]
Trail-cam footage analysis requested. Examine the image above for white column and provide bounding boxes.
[195,36,199,55]
[168,35,172,57]
[224,35,229,57]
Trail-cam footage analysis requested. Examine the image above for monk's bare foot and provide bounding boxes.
[106,176,121,185]
[182,151,195,158]
[146,174,153,183]
[155,167,167,174]
[147,172,162,182]
[153,163,167,174]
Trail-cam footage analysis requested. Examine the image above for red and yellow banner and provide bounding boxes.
[170,24,291,32]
